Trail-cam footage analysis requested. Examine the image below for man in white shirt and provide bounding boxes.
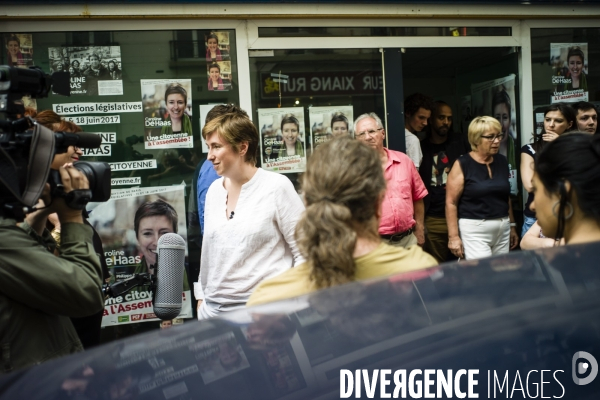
[404,93,435,170]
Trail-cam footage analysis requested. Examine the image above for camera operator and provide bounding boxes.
[0,163,104,373]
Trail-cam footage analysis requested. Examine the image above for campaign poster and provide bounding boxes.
[141,79,194,150]
[206,61,232,92]
[190,332,250,384]
[4,34,35,110]
[48,45,123,96]
[550,43,589,103]
[87,185,193,327]
[4,33,33,68]
[471,74,518,196]
[205,31,231,62]
[308,105,354,151]
[258,107,306,174]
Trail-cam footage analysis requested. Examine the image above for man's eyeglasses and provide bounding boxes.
[481,134,505,142]
[356,128,383,138]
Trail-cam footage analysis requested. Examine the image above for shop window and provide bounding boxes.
[530,28,599,132]
[249,48,385,191]
[2,29,239,339]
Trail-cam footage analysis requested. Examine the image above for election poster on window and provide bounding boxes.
[308,106,354,151]
[140,79,194,150]
[87,185,193,328]
[470,74,518,196]
[48,45,123,96]
[258,107,306,174]
[4,33,36,109]
[550,43,589,103]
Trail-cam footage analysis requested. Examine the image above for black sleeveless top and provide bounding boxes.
[457,153,510,219]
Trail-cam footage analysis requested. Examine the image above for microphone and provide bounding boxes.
[153,233,186,320]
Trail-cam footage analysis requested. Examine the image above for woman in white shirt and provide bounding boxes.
[196,110,305,319]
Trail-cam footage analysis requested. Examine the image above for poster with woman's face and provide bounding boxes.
[206,61,232,92]
[470,74,518,196]
[140,79,193,149]
[4,33,33,68]
[4,33,36,110]
[258,107,306,174]
[87,185,193,327]
[308,106,354,151]
[205,31,230,62]
[550,43,589,103]
[48,45,123,96]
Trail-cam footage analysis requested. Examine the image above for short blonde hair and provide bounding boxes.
[202,111,258,165]
[468,116,502,151]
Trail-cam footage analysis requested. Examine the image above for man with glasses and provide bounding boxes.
[354,112,427,248]
[418,102,470,263]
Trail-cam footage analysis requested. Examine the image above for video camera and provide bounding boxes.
[0,65,111,220]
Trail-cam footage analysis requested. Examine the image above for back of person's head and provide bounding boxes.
[205,104,249,125]
[467,116,502,151]
[202,110,258,165]
[53,119,82,133]
[23,107,37,118]
[297,136,386,288]
[572,101,596,114]
[404,93,435,116]
[535,133,600,239]
[34,110,62,130]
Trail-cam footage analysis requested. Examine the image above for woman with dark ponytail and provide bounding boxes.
[247,136,437,306]
[531,132,600,244]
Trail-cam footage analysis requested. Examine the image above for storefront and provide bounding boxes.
[2,0,599,334]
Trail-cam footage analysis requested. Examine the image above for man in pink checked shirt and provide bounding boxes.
[354,112,427,248]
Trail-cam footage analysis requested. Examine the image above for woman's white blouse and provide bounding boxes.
[195,168,305,318]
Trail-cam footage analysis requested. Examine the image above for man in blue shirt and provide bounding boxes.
[197,159,219,234]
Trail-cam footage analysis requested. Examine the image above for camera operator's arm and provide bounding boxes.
[1,165,104,317]
[22,185,55,237]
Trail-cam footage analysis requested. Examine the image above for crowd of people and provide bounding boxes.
[2,96,599,373]
[195,98,600,314]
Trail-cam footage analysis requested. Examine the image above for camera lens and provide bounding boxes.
[73,161,112,202]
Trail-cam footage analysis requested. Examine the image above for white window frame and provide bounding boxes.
[4,15,600,149]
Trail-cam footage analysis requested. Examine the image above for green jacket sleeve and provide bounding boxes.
[0,220,104,318]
